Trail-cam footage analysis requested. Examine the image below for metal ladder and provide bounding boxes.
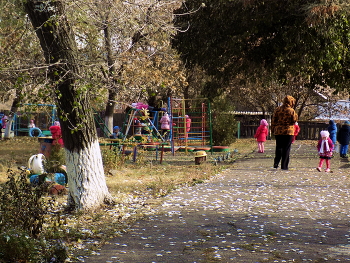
[93,109,111,138]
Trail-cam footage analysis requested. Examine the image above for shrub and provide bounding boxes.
[211,97,237,146]
[0,228,43,262]
[0,228,68,262]
[0,169,68,262]
[44,144,66,173]
[0,169,49,238]
[101,147,126,170]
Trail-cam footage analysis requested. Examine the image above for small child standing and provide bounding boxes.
[159,113,170,139]
[110,126,124,139]
[317,130,334,172]
[254,119,269,153]
[337,120,350,158]
[28,119,36,128]
[292,122,300,143]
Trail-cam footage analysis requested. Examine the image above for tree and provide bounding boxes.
[0,1,50,138]
[172,0,350,116]
[23,0,113,211]
[70,0,187,134]
[228,72,335,120]
[211,96,237,146]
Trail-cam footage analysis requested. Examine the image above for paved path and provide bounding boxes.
[84,141,350,262]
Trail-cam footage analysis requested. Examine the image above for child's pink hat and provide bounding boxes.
[320,130,329,137]
[260,119,268,126]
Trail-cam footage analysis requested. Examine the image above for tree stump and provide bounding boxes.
[195,156,207,165]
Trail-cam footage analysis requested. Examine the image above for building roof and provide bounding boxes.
[315,100,350,121]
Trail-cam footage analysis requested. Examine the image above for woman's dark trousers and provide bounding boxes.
[274,135,294,170]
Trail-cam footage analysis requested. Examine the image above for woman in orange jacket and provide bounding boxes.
[271,95,298,170]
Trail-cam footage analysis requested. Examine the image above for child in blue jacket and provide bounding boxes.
[327,120,337,145]
[337,121,350,158]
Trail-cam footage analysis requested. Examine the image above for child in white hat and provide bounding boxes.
[316,130,334,172]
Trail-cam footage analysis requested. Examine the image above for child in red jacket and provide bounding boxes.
[49,121,64,147]
[292,122,300,143]
[254,119,269,153]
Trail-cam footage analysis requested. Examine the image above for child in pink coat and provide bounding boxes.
[317,130,334,172]
[159,113,170,139]
[254,119,269,153]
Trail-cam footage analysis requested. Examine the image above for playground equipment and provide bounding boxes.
[103,98,213,157]
[93,108,112,138]
[28,153,46,174]
[122,107,165,142]
[168,97,213,152]
[13,104,109,138]
[14,104,57,136]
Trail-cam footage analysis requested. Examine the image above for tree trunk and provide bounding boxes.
[105,91,116,136]
[4,97,21,139]
[103,21,117,136]
[24,0,113,210]
[103,25,146,134]
[66,140,110,210]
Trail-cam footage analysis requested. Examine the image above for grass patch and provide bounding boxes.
[0,137,258,261]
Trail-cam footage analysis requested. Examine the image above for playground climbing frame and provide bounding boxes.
[168,97,213,150]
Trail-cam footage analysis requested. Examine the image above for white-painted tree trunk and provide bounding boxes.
[65,139,112,210]
[3,117,13,139]
[24,0,114,211]
[105,115,114,137]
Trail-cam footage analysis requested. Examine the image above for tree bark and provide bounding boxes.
[103,24,148,134]
[4,96,21,139]
[105,91,116,135]
[24,0,113,210]
[103,20,117,136]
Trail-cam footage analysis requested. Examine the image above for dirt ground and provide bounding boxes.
[82,140,350,263]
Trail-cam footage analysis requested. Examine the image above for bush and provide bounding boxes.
[0,169,68,262]
[0,228,43,262]
[0,170,49,238]
[101,147,126,170]
[0,228,68,262]
[44,144,66,173]
[211,97,237,146]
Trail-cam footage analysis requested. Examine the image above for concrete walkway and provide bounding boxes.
[84,141,350,262]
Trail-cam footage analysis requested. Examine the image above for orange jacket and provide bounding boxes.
[271,96,298,136]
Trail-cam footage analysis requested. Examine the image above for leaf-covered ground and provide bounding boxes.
[81,140,350,263]
[0,136,257,262]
